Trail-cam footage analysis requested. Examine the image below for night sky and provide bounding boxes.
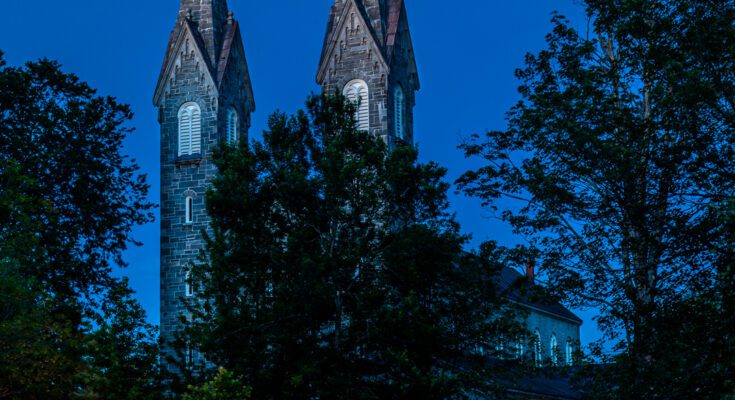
[0,0,602,346]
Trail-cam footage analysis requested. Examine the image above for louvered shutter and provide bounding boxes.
[178,103,201,157]
[190,107,201,155]
[178,108,191,156]
[345,85,358,104]
[357,86,369,131]
[394,87,404,139]
[344,80,369,132]
[227,109,238,144]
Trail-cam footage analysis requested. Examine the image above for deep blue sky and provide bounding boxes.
[0,0,601,345]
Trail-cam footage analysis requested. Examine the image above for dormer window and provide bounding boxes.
[343,79,370,132]
[226,108,238,145]
[178,102,202,157]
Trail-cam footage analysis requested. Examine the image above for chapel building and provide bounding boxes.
[154,2,582,398]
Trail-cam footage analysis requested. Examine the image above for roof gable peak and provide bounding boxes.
[317,0,389,82]
[153,20,219,106]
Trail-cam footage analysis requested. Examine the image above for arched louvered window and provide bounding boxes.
[343,79,370,131]
[178,102,202,157]
[394,86,405,139]
[226,108,238,145]
[550,334,559,365]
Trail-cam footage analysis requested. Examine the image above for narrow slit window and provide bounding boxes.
[185,196,194,224]
[185,271,195,297]
[185,342,194,365]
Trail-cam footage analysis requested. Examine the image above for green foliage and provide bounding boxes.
[184,368,251,400]
[0,53,160,398]
[0,262,82,399]
[458,1,735,398]
[77,281,165,400]
[182,94,521,399]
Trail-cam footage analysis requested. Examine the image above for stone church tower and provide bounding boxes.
[317,0,420,146]
[153,0,255,366]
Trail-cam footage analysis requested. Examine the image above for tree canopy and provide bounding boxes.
[0,52,161,399]
[458,1,735,398]
[181,94,523,399]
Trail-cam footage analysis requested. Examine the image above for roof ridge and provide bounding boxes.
[217,20,238,87]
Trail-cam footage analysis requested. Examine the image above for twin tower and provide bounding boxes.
[153,0,419,363]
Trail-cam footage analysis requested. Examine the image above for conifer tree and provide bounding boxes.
[184,94,521,399]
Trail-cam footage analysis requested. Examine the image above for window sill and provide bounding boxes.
[176,154,203,166]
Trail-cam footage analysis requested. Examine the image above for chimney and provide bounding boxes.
[526,260,536,285]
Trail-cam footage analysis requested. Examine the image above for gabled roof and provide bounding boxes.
[154,18,219,106]
[216,20,238,87]
[498,267,583,325]
[216,20,255,112]
[385,0,403,60]
[385,0,420,89]
[154,13,254,111]
[317,0,390,83]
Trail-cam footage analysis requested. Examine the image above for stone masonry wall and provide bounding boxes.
[319,1,418,146]
[321,17,391,140]
[159,46,219,367]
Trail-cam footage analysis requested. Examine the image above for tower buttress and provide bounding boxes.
[154,0,255,371]
[317,0,419,145]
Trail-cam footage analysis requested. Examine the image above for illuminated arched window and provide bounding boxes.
[516,337,524,359]
[178,102,202,157]
[533,330,542,367]
[550,334,559,366]
[343,79,370,131]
